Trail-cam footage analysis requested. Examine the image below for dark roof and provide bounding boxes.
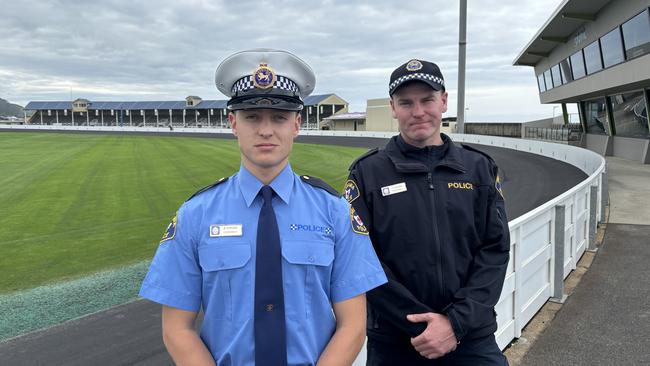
[513,0,611,66]
[304,94,335,105]
[24,94,340,111]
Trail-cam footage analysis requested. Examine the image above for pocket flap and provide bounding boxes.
[282,240,334,266]
[199,243,251,271]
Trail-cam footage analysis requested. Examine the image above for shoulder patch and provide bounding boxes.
[495,175,505,199]
[160,213,177,244]
[350,206,369,235]
[348,147,380,171]
[186,177,229,202]
[461,144,495,164]
[300,175,339,196]
[343,179,360,203]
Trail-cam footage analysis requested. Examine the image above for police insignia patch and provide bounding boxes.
[406,59,423,71]
[160,214,177,243]
[252,63,277,89]
[350,206,368,235]
[343,180,360,203]
[495,175,504,199]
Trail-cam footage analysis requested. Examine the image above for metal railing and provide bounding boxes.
[524,124,583,143]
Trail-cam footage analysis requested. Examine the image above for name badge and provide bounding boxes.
[210,224,243,237]
[381,182,407,197]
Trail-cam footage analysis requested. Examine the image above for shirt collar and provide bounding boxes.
[238,163,295,207]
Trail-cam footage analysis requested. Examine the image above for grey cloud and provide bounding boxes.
[1,0,562,120]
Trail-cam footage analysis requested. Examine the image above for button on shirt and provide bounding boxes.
[140,163,387,366]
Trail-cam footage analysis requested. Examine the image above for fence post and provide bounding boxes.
[551,205,568,303]
[600,170,608,224]
[588,186,599,252]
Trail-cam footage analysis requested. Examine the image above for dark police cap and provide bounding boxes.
[389,59,445,96]
[215,49,316,111]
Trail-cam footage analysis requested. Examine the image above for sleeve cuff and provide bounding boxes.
[139,282,201,312]
[445,307,467,341]
[331,270,388,303]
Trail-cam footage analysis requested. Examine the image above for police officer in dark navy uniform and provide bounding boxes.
[346,59,510,365]
[140,49,387,366]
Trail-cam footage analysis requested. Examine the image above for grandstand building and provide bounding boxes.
[514,0,650,163]
[24,94,348,130]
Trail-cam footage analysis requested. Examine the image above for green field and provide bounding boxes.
[0,132,366,294]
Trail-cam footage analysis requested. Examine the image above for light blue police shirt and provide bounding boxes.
[139,163,387,366]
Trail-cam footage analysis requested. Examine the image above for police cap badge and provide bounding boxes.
[215,49,316,111]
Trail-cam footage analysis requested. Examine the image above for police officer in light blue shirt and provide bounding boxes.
[139,49,387,366]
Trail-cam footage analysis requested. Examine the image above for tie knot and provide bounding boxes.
[261,185,274,203]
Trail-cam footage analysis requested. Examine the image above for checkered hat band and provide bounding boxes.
[389,73,445,92]
[231,75,300,94]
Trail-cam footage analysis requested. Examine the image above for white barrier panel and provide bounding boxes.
[2,126,606,355]
[449,133,606,350]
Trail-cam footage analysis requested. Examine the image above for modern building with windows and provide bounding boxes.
[514,0,650,163]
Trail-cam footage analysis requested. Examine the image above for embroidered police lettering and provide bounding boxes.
[447,182,474,190]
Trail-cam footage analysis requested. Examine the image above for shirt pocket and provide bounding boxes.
[282,240,334,319]
[198,242,252,322]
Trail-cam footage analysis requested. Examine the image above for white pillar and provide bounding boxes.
[195,111,198,126]
[169,109,173,126]
[316,105,320,130]
[56,110,59,124]
[156,109,159,126]
[208,109,211,127]
[142,110,145,126]
[101,110,104,126]
[72,111,75,125]
[183,109,186,127]
[129,111,132,126]
[40,110,43,124]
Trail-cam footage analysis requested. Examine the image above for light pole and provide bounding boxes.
[456,0,467,134]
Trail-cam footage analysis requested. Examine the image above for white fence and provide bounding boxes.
[2,125,607,354]
[449,134,606,350]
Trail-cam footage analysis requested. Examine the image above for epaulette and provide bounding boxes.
[186,177,229,202]
[461,144,496,164]
[299,175,339,196]
[348,147,380,171]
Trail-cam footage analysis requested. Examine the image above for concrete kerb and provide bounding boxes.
[504,204,609,365]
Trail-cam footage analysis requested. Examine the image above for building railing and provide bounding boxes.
[0,125,607,355]
[524,124,583,143]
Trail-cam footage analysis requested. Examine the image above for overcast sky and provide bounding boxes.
[0,0,571,122]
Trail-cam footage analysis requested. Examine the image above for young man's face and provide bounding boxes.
[229,108,300,174]
[390,82,448,148]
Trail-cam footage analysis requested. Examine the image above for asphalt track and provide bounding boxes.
[0,132,587,365]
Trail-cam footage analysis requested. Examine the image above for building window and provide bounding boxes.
[622,9,650,60]
[551,64,563,86]
[600,27,625,68]
[537,73,546,92]
[584,40,603,75]
[609,90,649,138]
[583,99,608,135]
[570,50,586,79]
[544,69,553,90]
[560,58,573,83]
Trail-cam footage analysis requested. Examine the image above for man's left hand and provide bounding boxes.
[406,312,458,359]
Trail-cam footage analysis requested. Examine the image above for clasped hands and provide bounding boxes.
[406,312,458,360]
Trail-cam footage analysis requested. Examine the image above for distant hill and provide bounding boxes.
[0,98,24,117]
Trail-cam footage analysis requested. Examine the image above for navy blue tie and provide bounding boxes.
[254,185,287,366]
